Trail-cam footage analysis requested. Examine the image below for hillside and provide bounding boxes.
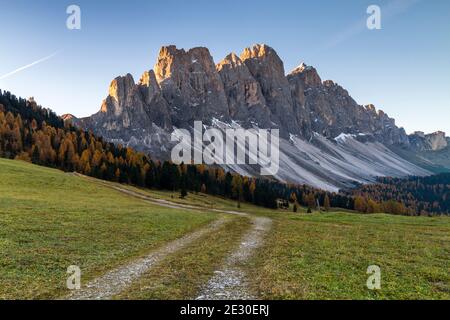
[1,158,449,299]
[346,173,450,215]
[3,89,449,216]
[73,44,443,190]
[0,89,298,210]
[0,158,218,299]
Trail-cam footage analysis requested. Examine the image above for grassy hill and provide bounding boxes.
[0,158,219,299]
[115,183,450,300]
[1,158,449,300]
[248,212,450,299]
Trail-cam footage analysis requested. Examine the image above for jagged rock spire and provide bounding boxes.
[86,43,411,147]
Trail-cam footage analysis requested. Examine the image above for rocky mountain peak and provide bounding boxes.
[364,104,377,114]
[102,74,136,116]
[241,43,277,60]
[216,52,243,71]
[154,45,180,83]
[291,62,312,74]
[240,44,299,136]
[240,44,285,76]
[155,45,216,84]
[138,70,153,87]
[216,52,272,128]
[410,130,448,151]
[288,63,322,88]
[323,80,335,87]
[80,43,416,153]
[154,45,230,126]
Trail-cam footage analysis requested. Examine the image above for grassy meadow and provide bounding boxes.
[1,158,449,300]
[0,158,216,299]
[247,212,450,299]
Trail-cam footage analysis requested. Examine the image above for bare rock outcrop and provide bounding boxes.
[138,70,172,130]
[240,44,299,137]
[216,52,272,129]
[154,45,230,127]
[92,73,171,132]
[68,43,445,189]
[409,131,448,151]
[287,64,410,146]
[76,43,427,163]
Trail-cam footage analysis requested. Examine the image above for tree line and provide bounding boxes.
[1,89,446,215]
[343,175,450,216]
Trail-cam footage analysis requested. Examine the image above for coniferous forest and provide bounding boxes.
[0,89,448,216]
[344,175,450,215]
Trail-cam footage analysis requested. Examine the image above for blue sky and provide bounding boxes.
[0,0,449,134]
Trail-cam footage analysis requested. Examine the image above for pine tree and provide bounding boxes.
[31,145,40,164]
[324,194,331,211]
[307,193,315,210]
[180,175,188,199]
[290,192,298,204]
[231,175,243,208]
[354,196,368,213]
[115,168,121,182]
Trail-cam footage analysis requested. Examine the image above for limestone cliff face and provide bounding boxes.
[287,63,318,138]
[78,43,421,155]
[409,131,448,151]
[216,52,272,129]
[287,64,409,146]
[154,45,230,127]
[94,73,171,131]
[99,74,146,129]
[240,44,299,137]
[137,70,172,130]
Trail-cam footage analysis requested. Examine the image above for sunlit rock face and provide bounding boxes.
[137,70,172,130]
[217,52,272,129]
[240,44,299,137]
[72,44,444,190]
[93,72,171,131]
[154,45,230,127]
[409,131,448,151]
[83,44,411,147]
[99,74,147,129]
[287,65,410,146]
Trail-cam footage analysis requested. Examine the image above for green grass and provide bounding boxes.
[0,158,216,299]
[246,212,450,300]
[2,158,449,300]
[120,183,280,215]
[115,215,251,300]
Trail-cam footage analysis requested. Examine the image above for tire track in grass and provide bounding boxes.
[66,174,272,300]
[66,218,226,300]
[196,216,272,300]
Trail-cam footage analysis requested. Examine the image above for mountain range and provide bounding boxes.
[68,44,450,191]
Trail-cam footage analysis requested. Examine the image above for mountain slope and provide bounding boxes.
[73,44,444,191]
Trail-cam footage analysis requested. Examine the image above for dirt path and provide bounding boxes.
[66,218,226,300]
[74,173,248,216]
[196,216,272,300]
[67,174,272,300]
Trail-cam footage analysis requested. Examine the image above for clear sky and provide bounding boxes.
[0,0,449,134]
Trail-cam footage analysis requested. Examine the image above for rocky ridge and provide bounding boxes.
[69,44,445,190]
[409,131,448,151]
[77,44,412,144]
